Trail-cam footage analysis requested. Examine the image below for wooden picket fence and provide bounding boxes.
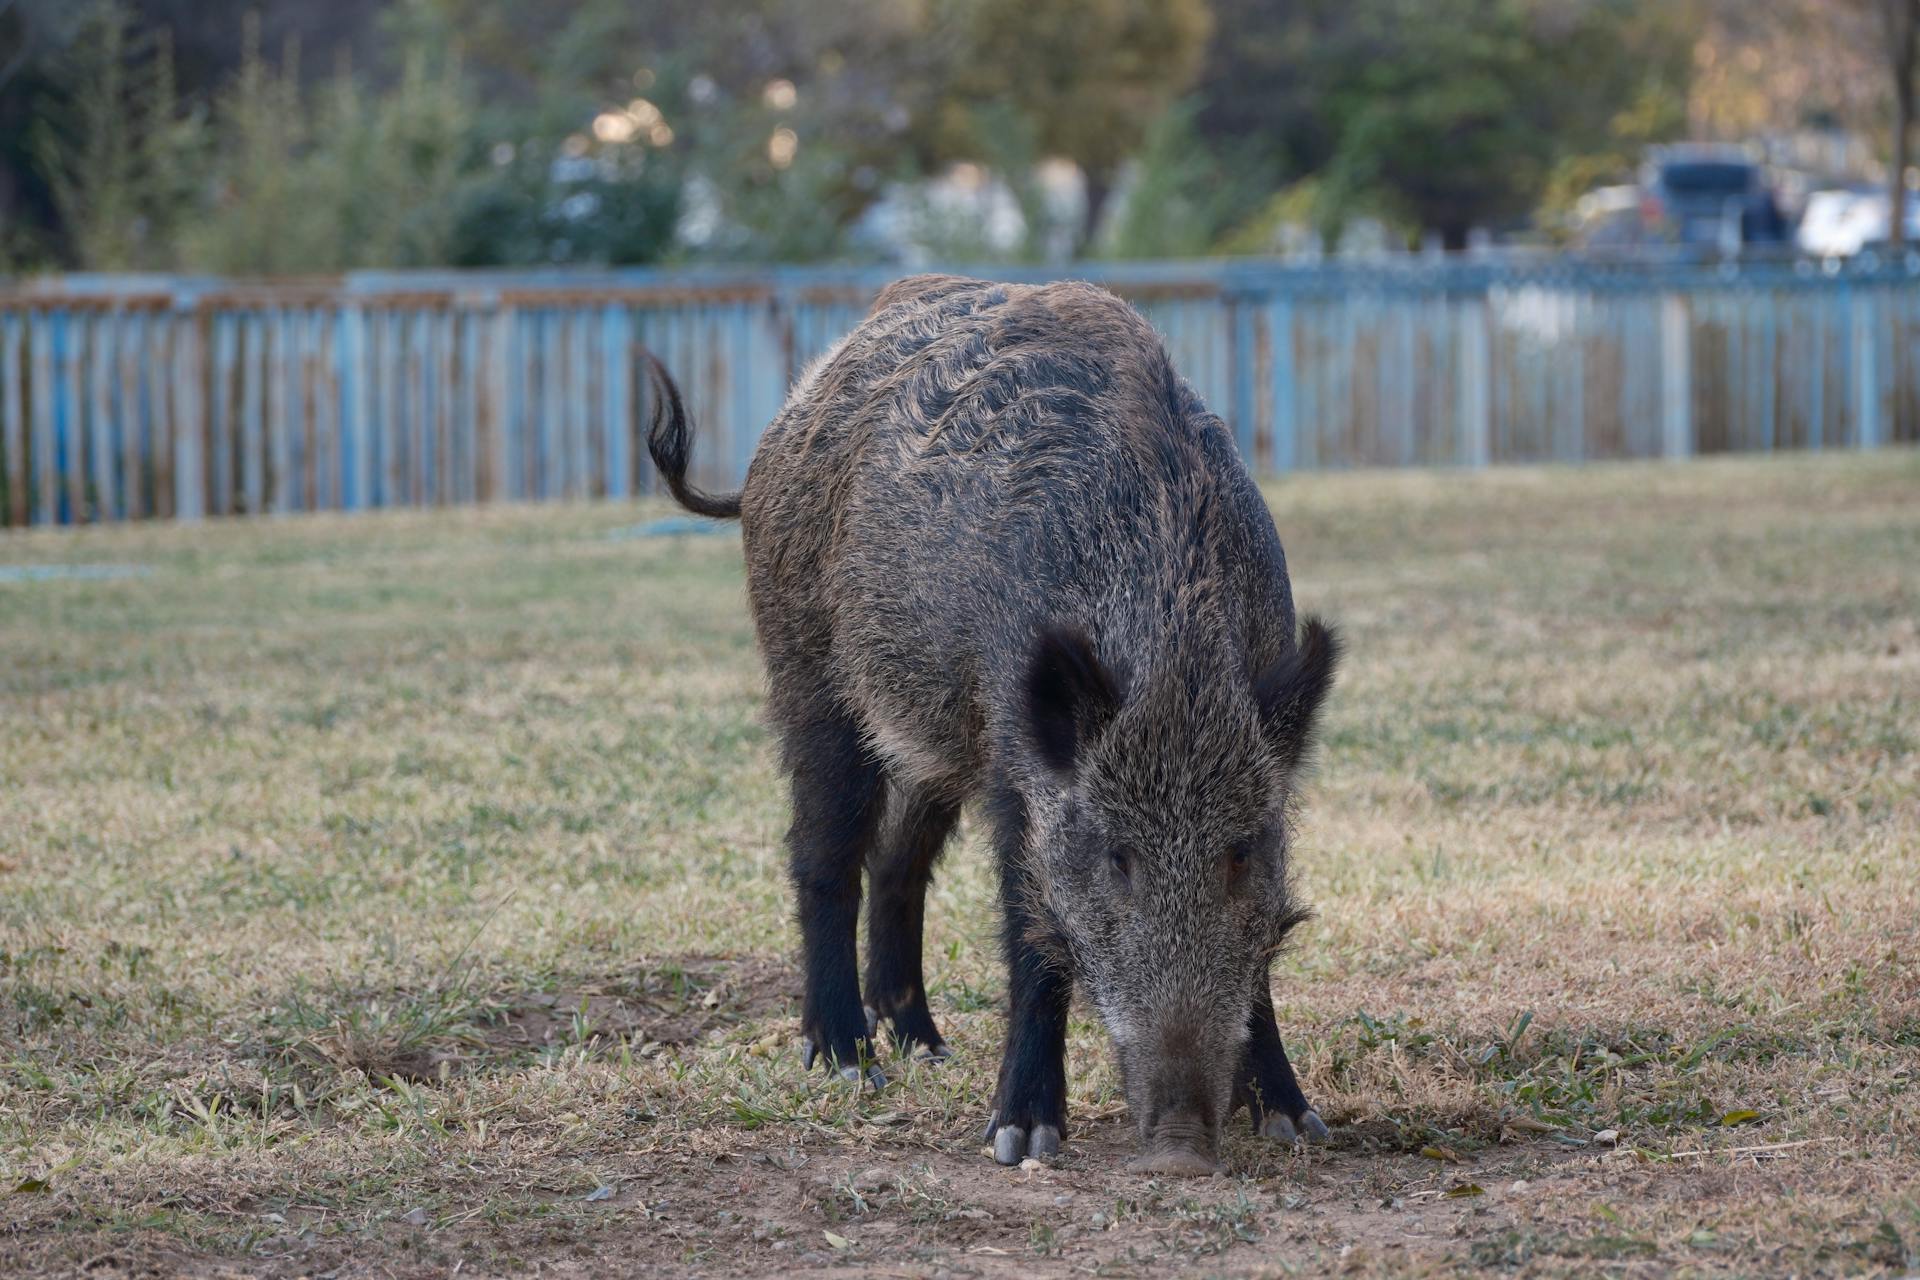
[1,259,1916,527]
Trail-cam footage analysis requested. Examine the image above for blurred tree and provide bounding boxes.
[661,0,939,260]
[288,43,474,269]
[25,3,203,270]
[1847,0,1920,244]
[1893,4,1918,244]
[394,0,688,264]
[1319,1,1555,246]
[1690,0,1878,141]
[1102,98,1273,257]
[1321,0,1696,246]
[33,6,140,268]
[1534,0,1698,230]
[415,0,943,261]
[1701,0,1919,242]
[1,0,100,265]
[112,0,389,99]
[1194,0,1695,248]
[1191,1,1342,196]
[927,0,1212,241]
[2,0,444,270]
[175,16,310,273]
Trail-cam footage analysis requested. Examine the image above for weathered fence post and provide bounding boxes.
[1226,297,1258,467]
[210,313,234,515]
[342,301,370,510]
[30,310,55,525]
[118,311,144,519]
[491,304,513,503]
[2,311,25,526]
[1266,298,1297,474]
[454,309,477,504]
[1851,289,1882,449]
[170,300,205,520]
[61,310,86,521]
[89,311,117,520]
[1660,292,1693,460]
[241,312,265,515]
[268,306,292,514]
[603,303,632,500]
[1458,294,1493,468]
[151,313,175,520]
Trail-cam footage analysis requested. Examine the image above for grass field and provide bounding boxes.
[3,450,1918,1278]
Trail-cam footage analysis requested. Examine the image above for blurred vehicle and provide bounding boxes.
[1570,184,1645,250]
[1797,188,1882,257]
[1843,189,1920,253]
[1791,186,1920,257]
[1639,144,1790,251]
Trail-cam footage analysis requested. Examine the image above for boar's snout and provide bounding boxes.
[1125,1107,1223,1176]
[1118,1033,1233,1176]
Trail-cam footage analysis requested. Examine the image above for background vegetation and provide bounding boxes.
[0,0,1902,271]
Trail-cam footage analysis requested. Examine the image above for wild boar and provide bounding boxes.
[647,273,1339,1174]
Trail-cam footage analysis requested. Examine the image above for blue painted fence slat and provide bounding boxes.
[2,259,1918,526]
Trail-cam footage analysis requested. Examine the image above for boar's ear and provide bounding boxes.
[1255,616,1341,774]
[1023,625,1124,775]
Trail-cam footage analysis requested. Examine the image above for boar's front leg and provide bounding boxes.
[787,711,888,1089]
[863,783,959,1060]
[983,782,1071,1164]
[1234,970,1330,1143]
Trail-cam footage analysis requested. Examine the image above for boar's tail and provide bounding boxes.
[643,349,743,520]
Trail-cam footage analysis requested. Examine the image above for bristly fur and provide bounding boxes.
[653,273,1342,1166]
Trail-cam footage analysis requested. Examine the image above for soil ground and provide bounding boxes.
[3,451,1917,1277]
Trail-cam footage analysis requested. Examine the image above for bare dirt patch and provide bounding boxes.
[27,1124,1900,1279]
[500,953,800,1053]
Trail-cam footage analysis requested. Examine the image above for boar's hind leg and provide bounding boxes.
[863,783,959,1060]
[1235,973,1330,1143]
[983,781,1071,1165]
[786,711,888,1089]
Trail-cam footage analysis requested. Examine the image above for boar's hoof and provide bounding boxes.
[992,1122,1061,1166]
[1259,1109,1330,1144]
[837,1064,889,1091]
[1251,1105,1328,1143]
[800,1037,886,1090]
[915,1041,953,1063]
[1258,1113,1296,1143]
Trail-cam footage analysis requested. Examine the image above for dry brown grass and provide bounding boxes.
[2,450,1917,1277]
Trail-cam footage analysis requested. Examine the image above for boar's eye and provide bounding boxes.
[1225,842,1253,888]
[1109,847,1132,884]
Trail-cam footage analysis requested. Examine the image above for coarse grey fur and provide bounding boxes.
[650,273,1340,1172]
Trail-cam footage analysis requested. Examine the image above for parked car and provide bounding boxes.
[1841,189,1920,254]
[1570,184,1645,250]
[1639,144,1790,250]
[1797,188,1880,257]
[1794,186,1920,257]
